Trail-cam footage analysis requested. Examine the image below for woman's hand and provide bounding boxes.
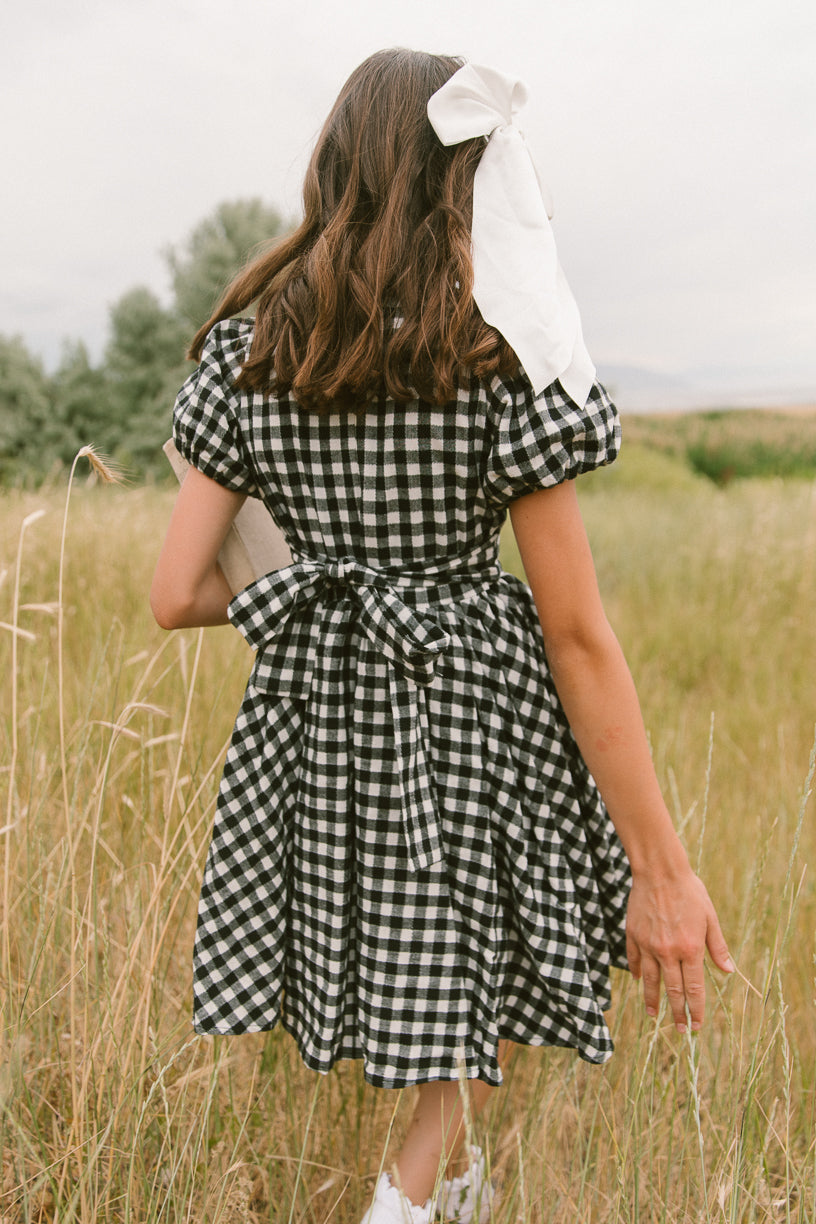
[625,866,734,1032]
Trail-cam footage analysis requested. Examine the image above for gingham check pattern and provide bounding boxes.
[173,320,631,1088]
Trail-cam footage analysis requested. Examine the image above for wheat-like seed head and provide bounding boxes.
[77,444,127,484]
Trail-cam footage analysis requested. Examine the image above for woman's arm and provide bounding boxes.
[150,466,247,629]
[509,480,734,1031]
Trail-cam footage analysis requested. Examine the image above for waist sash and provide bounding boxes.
[228,555,499,872]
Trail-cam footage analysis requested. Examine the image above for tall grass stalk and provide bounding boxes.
[287,1076,324,1224]
[54,449,123,1221]
[3,507,47,1051]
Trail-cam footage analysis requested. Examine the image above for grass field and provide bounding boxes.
[620,407,816,484]
[1,423,815,1223]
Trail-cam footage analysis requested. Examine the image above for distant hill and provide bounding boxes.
[597,363,815,413]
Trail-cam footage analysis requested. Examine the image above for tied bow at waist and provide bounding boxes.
[227,556,499,872]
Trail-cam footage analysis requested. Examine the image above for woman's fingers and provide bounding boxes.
[705,906,736,974]
[662,963,691,1031]
[626,869,735,1032]
[635,948,705,1031]
[639,952,662,1017]
[681,960,707,1031]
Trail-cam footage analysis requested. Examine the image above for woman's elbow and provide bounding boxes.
[150,582,190,630]
[150,591,176,631]
[542,615,619,673]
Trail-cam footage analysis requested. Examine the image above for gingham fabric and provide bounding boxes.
[173,319,632,1088]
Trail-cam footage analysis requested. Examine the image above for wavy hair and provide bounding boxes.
[189,48,518,410]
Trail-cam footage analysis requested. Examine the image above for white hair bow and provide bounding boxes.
[427,63,596,407]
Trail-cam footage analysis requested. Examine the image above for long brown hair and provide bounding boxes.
[189,48,518,410]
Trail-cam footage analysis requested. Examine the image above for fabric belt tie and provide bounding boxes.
[228,557,455,872]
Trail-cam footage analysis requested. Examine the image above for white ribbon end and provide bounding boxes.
[427,61,594,406]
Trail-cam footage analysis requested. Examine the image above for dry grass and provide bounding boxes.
[1,451,815,1222]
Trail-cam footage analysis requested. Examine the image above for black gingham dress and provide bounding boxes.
[173,319,631,1089]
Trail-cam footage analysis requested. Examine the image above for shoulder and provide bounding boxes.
[172,318,259,495]
[198,318,255,388]
[481,374,620,507]
[174,318,255,429]
[487,368,618,433]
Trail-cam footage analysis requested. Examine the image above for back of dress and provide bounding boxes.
[174,317,632,1090]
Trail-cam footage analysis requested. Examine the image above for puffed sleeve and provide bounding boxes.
[172,321,260,496]
[483,377,621,508]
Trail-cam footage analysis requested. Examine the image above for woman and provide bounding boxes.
[151,49,733,1224]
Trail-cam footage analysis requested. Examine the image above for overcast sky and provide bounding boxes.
[2,0,814,400]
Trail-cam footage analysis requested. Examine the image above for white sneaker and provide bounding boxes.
[359,1172,434,1224]
[433,1146,495,1223]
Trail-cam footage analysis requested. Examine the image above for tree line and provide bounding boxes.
[0,200,287,485]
